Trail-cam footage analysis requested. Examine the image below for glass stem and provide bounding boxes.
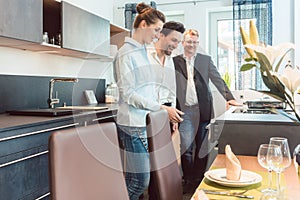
[268,169,272,189]
[276,172,281,192]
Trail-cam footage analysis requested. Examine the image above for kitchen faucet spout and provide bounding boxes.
[48,78,78,108]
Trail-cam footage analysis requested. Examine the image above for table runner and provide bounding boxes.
[194,169,286,199]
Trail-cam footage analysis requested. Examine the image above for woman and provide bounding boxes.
[114,3,166,200]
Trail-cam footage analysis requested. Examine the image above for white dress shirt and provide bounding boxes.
[184,55,198,106]
[147,45,177,108]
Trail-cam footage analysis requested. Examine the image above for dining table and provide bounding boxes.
[193,154,300,200]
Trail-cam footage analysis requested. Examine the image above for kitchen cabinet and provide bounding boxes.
[0,107,117,200]
[0,0,42,45]
[0,120,77,200]
[62,1,110,57]
[0,0,112,60]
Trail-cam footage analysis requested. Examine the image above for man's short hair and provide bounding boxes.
[183,29,199,38]
[161,21,185,36]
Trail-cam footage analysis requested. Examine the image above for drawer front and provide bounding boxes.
[0,123,78,200]
[0,122,78,158]
[0,147,49,200]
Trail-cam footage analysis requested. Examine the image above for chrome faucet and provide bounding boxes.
[48,78,78,108]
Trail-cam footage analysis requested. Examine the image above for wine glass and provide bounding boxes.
[257,144,282,193]
[269,137,292,193]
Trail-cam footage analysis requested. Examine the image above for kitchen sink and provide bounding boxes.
[7,108,81,117]
[55,105,108,111]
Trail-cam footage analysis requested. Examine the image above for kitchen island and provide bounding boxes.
[214,106,300,156]
[0,104,117,200]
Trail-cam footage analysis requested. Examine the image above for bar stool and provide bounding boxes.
[146,109,183,200]
[48,123,129,200]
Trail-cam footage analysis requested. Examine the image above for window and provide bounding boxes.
[163,10,184,23]
[209,6,270,91]
[209,7,238,90]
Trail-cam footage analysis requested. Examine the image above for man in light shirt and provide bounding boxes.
[148,21,185,132]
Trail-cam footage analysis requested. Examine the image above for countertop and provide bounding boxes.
[0,104,118,133]
[215,106,300,125]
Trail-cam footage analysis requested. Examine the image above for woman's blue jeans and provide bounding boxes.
[117,125,150,200]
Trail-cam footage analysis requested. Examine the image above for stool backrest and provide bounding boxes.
[146,110,182,200]
[49,123,129,200]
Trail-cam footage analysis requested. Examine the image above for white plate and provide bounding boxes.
[204,168,262,187]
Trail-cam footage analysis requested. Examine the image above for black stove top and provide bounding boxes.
[233,108,276,114]
[246,100,286,109]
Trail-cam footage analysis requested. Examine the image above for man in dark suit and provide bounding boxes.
[173,29,241,193]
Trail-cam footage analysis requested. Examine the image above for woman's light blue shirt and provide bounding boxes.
[114,37,161,127]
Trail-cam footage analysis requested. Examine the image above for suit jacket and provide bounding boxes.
[173,53,234,122]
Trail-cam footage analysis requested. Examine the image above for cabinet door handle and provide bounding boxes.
[92,114,117,122]
[35,192,50,200]
[0,150,48,168]
[0,123,79,142]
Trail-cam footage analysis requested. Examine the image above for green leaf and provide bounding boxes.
[255,51,272,72]
[272,74,286,93]
[260,72,286,100]
[248,88,284,101]
[222,71,231,88]
[244,57,255,62]
[257,90,285,101]
[240,63,256,71]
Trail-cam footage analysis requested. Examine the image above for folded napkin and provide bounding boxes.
[225,145,241,181]
[191,189,209,200]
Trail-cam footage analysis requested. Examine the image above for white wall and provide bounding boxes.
[0,0,114,82]
[273,0,294,45]
[113,0,231,54]
[65,0,113,21]
[294,0,300,66]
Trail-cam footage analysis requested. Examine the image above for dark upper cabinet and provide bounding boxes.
[62,1,110,56]
[0,0,42,43]
[0,0,110,59]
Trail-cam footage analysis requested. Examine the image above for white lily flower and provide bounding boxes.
[244,43,295,68]
[241,22,300,122]
[278,66,300,93]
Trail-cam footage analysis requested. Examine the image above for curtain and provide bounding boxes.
[124,1,157,32]
[233,0,272,90]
